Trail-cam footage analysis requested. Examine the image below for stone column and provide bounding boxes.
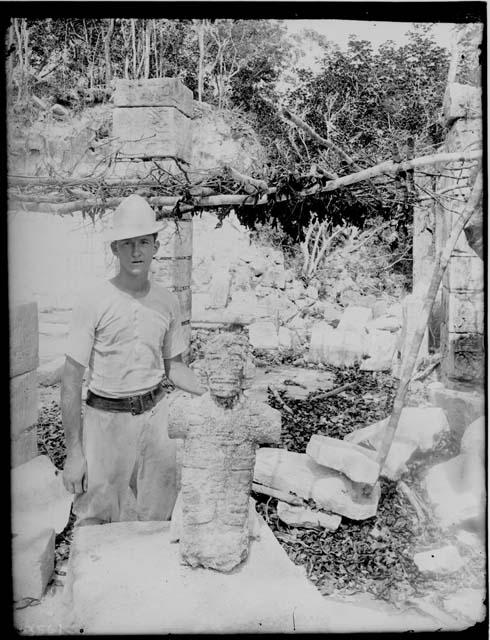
[112,78,193,169]
[437,24,483,390]
[10,301,39,466]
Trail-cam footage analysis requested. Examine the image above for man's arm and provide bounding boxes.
[61,355,88,494]
[164,353,205,396]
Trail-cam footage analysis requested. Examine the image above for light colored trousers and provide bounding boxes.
[73,398,177,526]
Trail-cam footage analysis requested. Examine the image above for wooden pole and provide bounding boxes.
[374,170,483,474]
[7,150,482,215]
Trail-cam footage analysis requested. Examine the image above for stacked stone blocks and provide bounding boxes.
[437,24,484,389]
[10,301,39,467]
[112,78,193,162]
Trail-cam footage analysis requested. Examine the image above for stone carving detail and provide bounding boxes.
[168,332,281,571]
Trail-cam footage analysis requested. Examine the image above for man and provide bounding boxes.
[62,194,204,526]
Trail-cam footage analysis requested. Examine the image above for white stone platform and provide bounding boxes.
[62,517,444,634]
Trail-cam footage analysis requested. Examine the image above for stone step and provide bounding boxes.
[62,519,335,634]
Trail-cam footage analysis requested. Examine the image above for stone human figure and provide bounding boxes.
[168,332,281,572]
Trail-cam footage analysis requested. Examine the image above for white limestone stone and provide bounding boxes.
[12,528,55,602]
[306,435,380,485]
[12,455,73,536]
[254,448,380,520]
[276,502,341,530]
[413,546,464,574]
[248,321,279,350]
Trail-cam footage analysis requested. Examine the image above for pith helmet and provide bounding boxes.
[103,194,163,242]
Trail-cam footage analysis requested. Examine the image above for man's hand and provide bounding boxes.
[63,448,88,494]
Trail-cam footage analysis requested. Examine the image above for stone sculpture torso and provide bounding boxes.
[168,332,281,571]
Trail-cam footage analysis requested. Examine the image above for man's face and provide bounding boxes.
[112,234,159,277]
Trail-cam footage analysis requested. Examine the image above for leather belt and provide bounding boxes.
[86,382,167,416]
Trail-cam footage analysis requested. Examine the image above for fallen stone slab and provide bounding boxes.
[345,407,450,480]
[423,454,485,530]
[428,383,484,437]
[12,528,55,602]
[254,448,380,520]
[62,519,336,634]
[337,305,373,332]
[12,455,73,536]
[37,356,65,387]
[306,434,380,485]
[413,545,464,574]
[276,502,341,530]
[248,321,279,350]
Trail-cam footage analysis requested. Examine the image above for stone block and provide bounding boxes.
[318,300,343,323]
[62,520,337,634]
[10,371,38,439]
[413,545,464,574]
[364,328,398,365]
[278,327,294,350]
[12,455,73,536]
[443,83,482,125]
[206,271,232,309]
[276,502,341,530]
[444,118,483,154]
[309,322,365,367]
[345,407,450,480]
[112,107,192,161]
[11,425,38,468]
[12,528,55,602]
[460,416,485,459]
[423,454,485,529]
[445,255,484,292]
[442,287,484,334]
[260,266,286,290]
[441,332,485,386]
[254,448,381,520]
[37,356,65,387]
[306,435,380,485]
[337,306,373,332]
[113,78,194,116]
[9,301,39,377]
[428,383,484,436]
[248,321,279,350]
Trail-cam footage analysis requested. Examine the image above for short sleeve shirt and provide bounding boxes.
[65,280,187,397]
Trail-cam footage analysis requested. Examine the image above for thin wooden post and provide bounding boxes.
[375,170,483,473]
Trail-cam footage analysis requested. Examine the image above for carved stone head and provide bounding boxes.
[200,332,255,398]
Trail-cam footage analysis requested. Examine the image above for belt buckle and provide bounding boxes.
[129,394,145,416]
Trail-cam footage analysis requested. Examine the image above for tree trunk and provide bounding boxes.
[197,20,205,102]
[104,19,115,88]
[131,19,137,78]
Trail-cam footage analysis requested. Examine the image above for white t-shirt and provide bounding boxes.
[65,280,187,397]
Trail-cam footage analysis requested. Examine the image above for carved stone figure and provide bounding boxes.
[168,332,281,572]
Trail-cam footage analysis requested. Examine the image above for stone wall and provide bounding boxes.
[10,301,39,466]
[437,24,484,390]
